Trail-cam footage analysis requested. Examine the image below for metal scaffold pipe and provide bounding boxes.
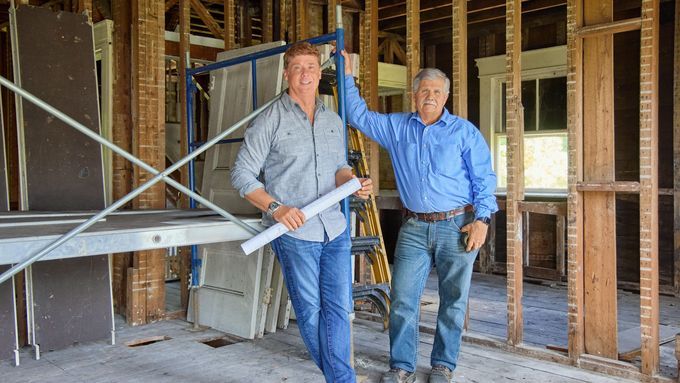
[0,75,275,285]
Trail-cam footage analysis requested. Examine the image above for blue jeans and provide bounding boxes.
[271,230,356,383]
[389,211,478,373]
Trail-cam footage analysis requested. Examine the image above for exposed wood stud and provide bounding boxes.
[566,0,589,359]
[505,0,524,347]
[583,0,617,359]
[224,0,236,50]
[178,0,191,312]
[451,0,467,118]
[130,0,166,325]
[327,0,337,33]
[190,0,224,40]
[295,0,308,40]
[405,0,420,111]
[673,0,680,299]
[361,0,380,195]
[262,0,273,43]
[639,0,660,375]
[111,0,133,316]
[556,216,566,278]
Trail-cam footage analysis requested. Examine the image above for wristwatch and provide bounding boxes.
[267,201,282,217]
[475,216,491,225]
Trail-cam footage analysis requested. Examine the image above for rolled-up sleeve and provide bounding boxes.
[231,112,272,197]
[462,124,498,219]
[344,75,394,148]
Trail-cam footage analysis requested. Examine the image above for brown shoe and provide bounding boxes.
[428,365,453,383]
[380,367,416,383]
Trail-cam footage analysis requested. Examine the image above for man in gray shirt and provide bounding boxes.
[231,42,371,383]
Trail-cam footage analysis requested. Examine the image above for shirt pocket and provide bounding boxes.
[432,144,463,176]
[322,126,344,155]
[273,120,311,155]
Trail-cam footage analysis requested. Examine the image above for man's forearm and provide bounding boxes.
[244,188,276,212]
[335,168,354,187]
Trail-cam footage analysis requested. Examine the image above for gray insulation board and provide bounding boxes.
[0,266,17,361]
[15,6,104,211]
[15,6,111,352]
[0,106,7,212]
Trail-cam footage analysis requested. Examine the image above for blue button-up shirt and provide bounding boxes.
[345,75,498,219]
[231,92,350,242]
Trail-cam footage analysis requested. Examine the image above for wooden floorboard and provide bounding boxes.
[0,313,641,383]
[3,273,677,381]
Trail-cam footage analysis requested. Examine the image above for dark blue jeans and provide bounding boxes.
[271,230,356,383]
[389,211,479,373]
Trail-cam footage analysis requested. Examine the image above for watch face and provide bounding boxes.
[477,217,491,225]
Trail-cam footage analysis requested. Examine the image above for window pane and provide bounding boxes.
[524,135,568,189]
[538,77,567,131]
[522,80,536,131]
[494,134,567,190]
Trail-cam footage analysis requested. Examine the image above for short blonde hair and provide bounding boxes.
[283,42,321,69]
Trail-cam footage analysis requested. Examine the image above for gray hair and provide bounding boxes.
[413,68,450,94]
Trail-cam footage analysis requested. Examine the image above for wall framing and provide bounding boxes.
[505,0,524,347]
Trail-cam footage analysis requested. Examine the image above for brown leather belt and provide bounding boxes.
[406,204,474,222]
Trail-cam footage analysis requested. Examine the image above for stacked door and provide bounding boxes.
[193,42,284,338]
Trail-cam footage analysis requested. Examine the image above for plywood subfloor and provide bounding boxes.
[0,315,633,383]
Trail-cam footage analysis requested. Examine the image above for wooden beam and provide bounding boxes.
[178,0,191,313]
[556,215,566,278]
[583,0,617,359]
[190,0,224,40]
[468,0,565,25]
[224,0,235,50]
[405,0,419,111]
[111,0,133,317]
[575,17,641,38]
[673,0,680,300]
[262,0,273,43]
[327,0,337,33]
[239,0,251,46]
[131,0,166,324]
[638,0,660,376]
[517,201,567,216]
[505,0,524,347]
[295,0,308,40]
[379,0,449,20]
[576,181,640,193]
[451,0,467,118]
[360,0,380,195]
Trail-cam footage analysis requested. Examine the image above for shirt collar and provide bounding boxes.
[409,108,456,127]
[281,91,326,113]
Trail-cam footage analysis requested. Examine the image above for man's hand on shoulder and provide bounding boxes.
[272,205,306,231]
[353,177,373,200]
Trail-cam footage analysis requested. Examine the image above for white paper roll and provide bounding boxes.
[240,178,362,255]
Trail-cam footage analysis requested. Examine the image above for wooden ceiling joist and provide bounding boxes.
[189,0,224,39]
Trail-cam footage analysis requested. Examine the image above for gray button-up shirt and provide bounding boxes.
[231,92,350,242]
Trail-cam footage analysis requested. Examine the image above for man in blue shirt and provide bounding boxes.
[340,50,498,383]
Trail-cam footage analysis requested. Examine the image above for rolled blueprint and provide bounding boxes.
[241,178,362,255]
